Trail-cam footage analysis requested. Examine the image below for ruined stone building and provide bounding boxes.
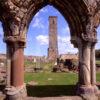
[60,54,78,61]
[0,0,100,100]
[48,16,58,61]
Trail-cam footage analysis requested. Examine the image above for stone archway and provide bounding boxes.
[0,0,100,99]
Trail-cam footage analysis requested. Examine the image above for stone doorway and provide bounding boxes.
[0,0,100,100]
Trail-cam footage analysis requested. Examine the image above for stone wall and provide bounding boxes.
[59,54,78,61]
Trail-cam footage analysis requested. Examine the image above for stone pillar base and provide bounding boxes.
[5,84,27,100]
[77,85,99,100]
[0,91,6,100]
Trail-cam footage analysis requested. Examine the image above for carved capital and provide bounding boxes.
[82,13,99,43]
[4,36,26,48]
[86,0,100,16]
[81,33,97,43]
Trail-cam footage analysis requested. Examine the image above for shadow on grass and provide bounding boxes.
[26,85,77,97]
[0,85,100,97]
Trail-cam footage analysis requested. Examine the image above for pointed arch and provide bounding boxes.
[22,0,89,46]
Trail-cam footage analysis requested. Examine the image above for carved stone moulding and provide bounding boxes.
[81,33,97,43]
[5,84,27,100]
[3,36,26,47]
[76,84,99,100]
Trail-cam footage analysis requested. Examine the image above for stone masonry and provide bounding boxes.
[48,16,58,62]
[0,0,100,100]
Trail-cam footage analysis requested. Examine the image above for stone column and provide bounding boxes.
[79,42,91,86]
[90,44,96,85]
[90,43,99,94]
[82,42,91,85]
[77,41,99,99]
[6,44,12,87]
[5,43,27,100]
[77,41,94,96]
[11,43,24,87]
[78,40,83,84]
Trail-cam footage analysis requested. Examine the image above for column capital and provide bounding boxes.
[4,36,26,48]
[81,33,97,43]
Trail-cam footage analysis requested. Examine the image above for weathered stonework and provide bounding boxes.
[0,0,100,99]
[5,84,27,100]
[48,16,58,62]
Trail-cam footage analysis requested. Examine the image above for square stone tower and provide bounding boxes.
[48,16,58,62]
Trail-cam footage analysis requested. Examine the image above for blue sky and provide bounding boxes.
[0,5,100,56]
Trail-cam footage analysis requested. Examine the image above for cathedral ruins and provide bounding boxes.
[0,0,100,100]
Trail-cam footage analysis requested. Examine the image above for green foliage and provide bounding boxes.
[24,59,54,72]
[24,59,36,67]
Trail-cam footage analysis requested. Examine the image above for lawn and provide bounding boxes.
[96,60,100,65]
[96,72,100,82]
[25,72,100,85]
[25,72,78,97]
[25,72,100,97]
[25,72,78,85]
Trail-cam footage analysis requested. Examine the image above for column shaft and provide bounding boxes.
[6,44,12,87]
[91,44,96,85]
[78,43,83,84]
[80,42,91,85]
[11,44,24,87]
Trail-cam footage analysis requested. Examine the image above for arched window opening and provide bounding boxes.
[24,5,78,97]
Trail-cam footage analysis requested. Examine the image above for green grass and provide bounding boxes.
[25,72,78,97]
[25,72,78,85]
[25,72,100,97]
[96,60,100,65]
[25,72,100,85]
[24,60,100,97]
[96,72,100,82]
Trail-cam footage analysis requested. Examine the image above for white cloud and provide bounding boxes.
[32,7,49,29]
[58,36,77,54]
[58,36,70,44]
[32,17,45,29]
[58,42,77,54]
[36,35,78,54]
[36,35,48,45]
